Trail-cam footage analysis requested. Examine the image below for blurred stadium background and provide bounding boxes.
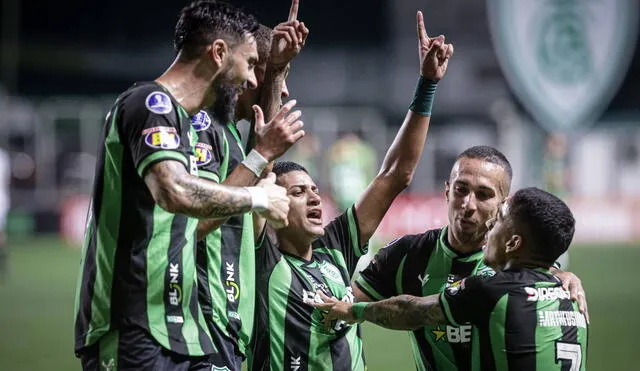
[1,0,639,370]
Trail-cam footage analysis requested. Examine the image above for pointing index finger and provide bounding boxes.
[416,10,429,44]
[288,0,299,22]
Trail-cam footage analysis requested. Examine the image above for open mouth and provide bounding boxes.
[307,209,323,223]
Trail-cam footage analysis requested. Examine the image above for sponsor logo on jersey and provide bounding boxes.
[101,358,115,371]
[418,273,430,287]
[145,91,173,114]
[290,355,302,371]
[432,324,472,343]
[525,286,570,301]
[445,279,465,296]
[166,315,184,324]
[228,311,241,321]
[194,142,213,166]
[191,110,212,132]
[319,261,343,284]
[168,262,182,305]
[476,265,495,277]
[143,126,180,149]
[225,262,240,303]
[538,310,587,328]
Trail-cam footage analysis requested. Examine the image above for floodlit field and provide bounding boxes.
[1,237,637,370]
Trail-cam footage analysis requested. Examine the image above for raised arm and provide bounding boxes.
[306,291,445,331]
[196,101,304,239]
[355,11,454,244]
[247,0,309,150]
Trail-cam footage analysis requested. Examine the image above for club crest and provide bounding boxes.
[487,0,638,132]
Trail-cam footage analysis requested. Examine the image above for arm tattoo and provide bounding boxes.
[363,294,445,331]
[146,160,252,219]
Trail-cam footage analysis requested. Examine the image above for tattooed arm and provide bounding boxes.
[145,160,252,218]
[363,294,445,330]
[307,292,445,331]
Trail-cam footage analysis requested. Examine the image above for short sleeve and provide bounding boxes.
[439,275,490,326]
[191,110,226,182]
[355,235,415,301]
[118,87,191,177]
[320,206,368,276]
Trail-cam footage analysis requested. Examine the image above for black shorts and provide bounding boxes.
[78,325,212,371]
[207,324,244,371]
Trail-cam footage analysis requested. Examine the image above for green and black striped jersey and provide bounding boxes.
[356,227,494,371]
[192,110,255,356]
[74,82,215,356]
[440,268,589,371]
[250,206,368,371]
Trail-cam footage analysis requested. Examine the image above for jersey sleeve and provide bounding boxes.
[321,205,368,276]
[354,235,414,301]
[439,275,491,326]
[192,112,226,183]
[118,88,191,177]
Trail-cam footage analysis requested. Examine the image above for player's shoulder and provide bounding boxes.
[376,227,442,258]
[119,81,175,115]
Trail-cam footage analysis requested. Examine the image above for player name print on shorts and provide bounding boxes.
[145,91,173,115]
[487,0,639,132]
[195,142,213,166]
[143,127,181,149]
[191,110,212,132]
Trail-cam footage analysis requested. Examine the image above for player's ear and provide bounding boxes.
[505,234,522,254]
[444,180,450,202]
[210,39,229,68]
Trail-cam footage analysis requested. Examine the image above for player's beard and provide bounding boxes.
[211,66,241,124]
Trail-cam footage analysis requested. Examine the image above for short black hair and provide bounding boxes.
[508,187,575,265]
[174,0,259,60]
[456,145,513,181]
[272,161,308,177]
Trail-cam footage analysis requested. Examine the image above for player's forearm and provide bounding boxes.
[196,165,262,239]
[146,161,252,219]
[363,294,443,330]
[376,110,431,190]
[260,65,288,122]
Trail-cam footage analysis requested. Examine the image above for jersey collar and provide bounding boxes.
[438,226,484,262]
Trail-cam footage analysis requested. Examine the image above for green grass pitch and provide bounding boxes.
[0,237,637,370]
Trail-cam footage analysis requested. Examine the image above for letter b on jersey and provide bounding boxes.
[447,325,472,343]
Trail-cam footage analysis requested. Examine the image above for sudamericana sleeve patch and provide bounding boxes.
[142,127,181,149]
[190,110,211,132]
[145,91,173,114]
[194,142,213,166]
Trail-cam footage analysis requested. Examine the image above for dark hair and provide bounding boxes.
[272,161,308,177]
[508,187,575,265]
[456,145,513,181]
[174,0,259,60]
[255,24,273,66]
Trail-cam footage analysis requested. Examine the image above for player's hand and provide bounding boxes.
[555,269,590,324]
[416,11,453,82]
[253,100,305,161]
[256,172,290,229]
[304,291,357,324]
[269,0,309,69]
